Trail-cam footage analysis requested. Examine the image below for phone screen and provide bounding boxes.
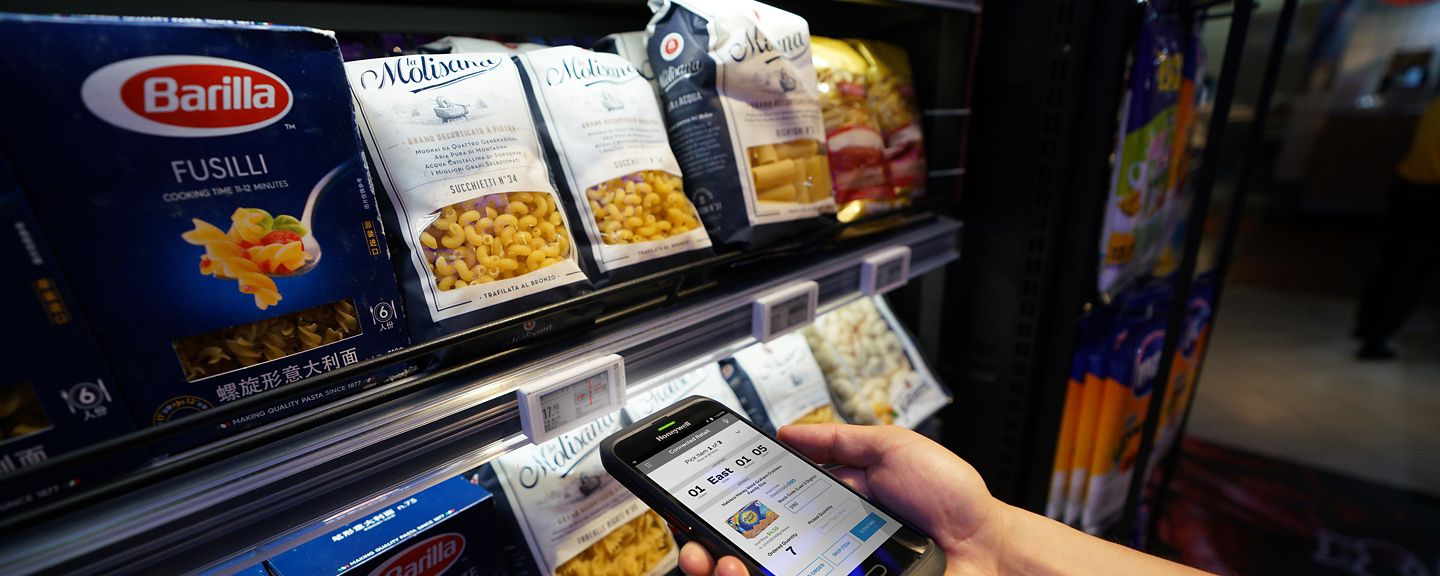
[636,412,902,576]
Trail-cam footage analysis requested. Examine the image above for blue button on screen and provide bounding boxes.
[849,513,886,541]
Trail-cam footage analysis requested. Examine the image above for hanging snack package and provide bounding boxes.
[803,297,948,427]
[810,37,891,223]
[517,46,712,286]
[724,332,840,431]
[481,414,679,576]
[347,54,592,348]
[646,0,836,248]
[0,15,410,450]
[624,363,745,423]
[1046,348,1088,520]
[593,32,662,101]
[849,39,927,203]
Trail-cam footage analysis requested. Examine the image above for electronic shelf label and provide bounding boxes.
[860,245,912,296]
[752,280,819,343]
[518,354,626,445]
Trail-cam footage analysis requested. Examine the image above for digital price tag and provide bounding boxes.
[518,354,626,445]
[860,246,911,295]
[752,280,819,343]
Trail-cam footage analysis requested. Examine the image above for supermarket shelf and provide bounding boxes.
[0,216,960,576]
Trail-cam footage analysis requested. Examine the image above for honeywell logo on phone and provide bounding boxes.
[367,532,464,576]
[81,55,294,137]
[656,420,692,442]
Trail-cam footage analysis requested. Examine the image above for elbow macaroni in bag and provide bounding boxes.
[646,0,836,247]
[346,54,590,342]
[517,46,712,284]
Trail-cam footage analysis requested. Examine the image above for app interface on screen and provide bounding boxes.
[642,415,899,576]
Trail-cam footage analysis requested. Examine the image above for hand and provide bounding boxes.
[677,423,1005,576]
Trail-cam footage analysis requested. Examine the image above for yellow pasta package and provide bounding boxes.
[812,37,892,223]
[489,414,678,576]
[347,53,592,345]
[849,39,928,208]
[517,46,712,285]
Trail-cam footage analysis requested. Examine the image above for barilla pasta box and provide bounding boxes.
[646,0,837,248]
[0,14,409,451]
[266,476,503,576]
[0,155,144,513]
[476,413,678,576]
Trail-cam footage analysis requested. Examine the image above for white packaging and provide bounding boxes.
[646,0,836,247]
[592,32,660,100]
[729,332,838,427]
[518,46,712,282]
[492,413,678,576]
[803,296,949,428]
[346,54,589,329]
[623,363,744,422]
[421,36,548,55]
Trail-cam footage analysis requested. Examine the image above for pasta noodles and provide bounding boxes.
[0,383,51,441]
[172,299,362,381]
[584,171,701,245]
[789,405,839,426]
[182,207,311,310]
[748,140,832,205]
[555,511,675,576]
[420,191,572,292]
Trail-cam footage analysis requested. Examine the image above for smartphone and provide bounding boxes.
[601,396,946,576]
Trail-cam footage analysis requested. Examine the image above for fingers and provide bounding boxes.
[679,542,714,576]
[777,423,914,468]
[679,542,750,576]
[829,466,871,496]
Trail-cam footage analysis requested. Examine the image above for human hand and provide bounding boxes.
[677,423,1005,576]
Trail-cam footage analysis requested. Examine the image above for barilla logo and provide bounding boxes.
[367,532,465,576]
[81,56,293,137]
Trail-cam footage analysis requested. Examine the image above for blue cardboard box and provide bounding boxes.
[267,476,502,576]
[0,14,409,448]
[0,155,143,512]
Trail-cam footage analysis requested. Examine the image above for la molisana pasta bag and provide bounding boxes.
[517,47,712,285]
[646,0,836,248]
[346,54,592,347]
[0,15,409,450]
[482,413,678,576]
[725,332,840,430]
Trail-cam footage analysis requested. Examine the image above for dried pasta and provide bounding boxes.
[803,298,915,425]
[418,192,571,291]
[748,139,832,204]
[182,207,311,310]
[555,510,675,576]
[172,299,362,381]
[789,405,839,426]
[0,383,51,440]
[584,171,701,245]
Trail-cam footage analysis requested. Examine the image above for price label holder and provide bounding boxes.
[860,245,911,296]
[518,353,626,445]
[752,280,819,343]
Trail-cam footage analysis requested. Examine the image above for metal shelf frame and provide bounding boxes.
[0,216,959,576]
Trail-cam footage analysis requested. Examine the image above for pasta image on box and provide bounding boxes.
[811,37,891,222]
[646,0,837,247]
[517,46,712,285]
[0,14,409,448]
[802,296,949,428]
[0,156,143,513]
[481,413,678,576]
[346,53,591,344]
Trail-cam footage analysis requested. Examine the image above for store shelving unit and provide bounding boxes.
[0,1,978,574]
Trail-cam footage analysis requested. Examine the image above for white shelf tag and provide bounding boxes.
[517,354,626,445]
[752,280,819,343]
[860,246,911,296]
